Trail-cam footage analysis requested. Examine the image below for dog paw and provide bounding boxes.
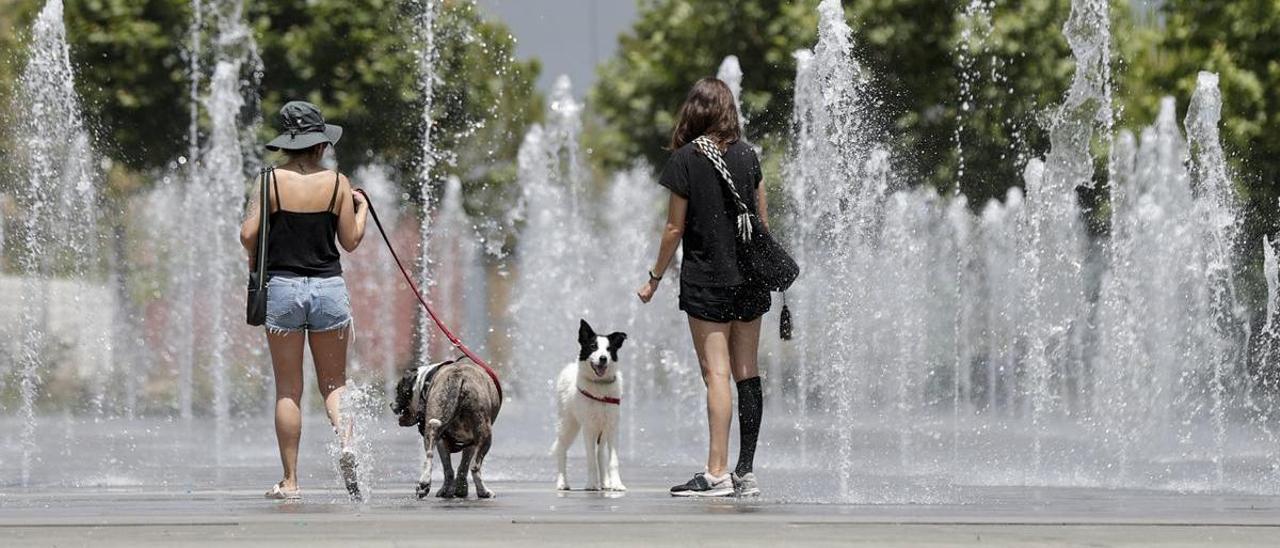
[555,474,569,491]
[453,481,469,499]
[606,483,627,492]
[436,484,454,498]
[477,487,495,499]
[416,482,431,499]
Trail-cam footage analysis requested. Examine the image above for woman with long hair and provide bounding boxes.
[637,78,768,497]
[240,101,368,500]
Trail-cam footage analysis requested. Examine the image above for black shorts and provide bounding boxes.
[678,281,772,323]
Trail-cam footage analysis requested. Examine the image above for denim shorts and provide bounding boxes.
[265,275,352,333]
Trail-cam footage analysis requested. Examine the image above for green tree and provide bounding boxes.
[1120,0,1280,337]
[0,3,25,164]
[588,0,1089,207]
[249,0,542,200]
[588,0,819,170]
[935,0,1079,204]
[425,1,543,210]
[0,0,193,174]
[251,0,536,194]
[0,0,539,199]
[64,0,190,171]
[1132,0,1280,249]
[590,1,1191,211]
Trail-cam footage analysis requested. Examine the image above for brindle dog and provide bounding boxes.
[393,358,501,499]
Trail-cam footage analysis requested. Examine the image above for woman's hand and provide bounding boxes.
[636,278,659,303]
[352,189,367,214]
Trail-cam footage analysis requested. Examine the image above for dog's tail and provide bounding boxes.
[426,368,466,431]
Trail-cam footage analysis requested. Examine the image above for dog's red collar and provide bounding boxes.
[578,387,621,405]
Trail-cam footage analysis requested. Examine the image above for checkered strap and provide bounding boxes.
[693,136,753,243]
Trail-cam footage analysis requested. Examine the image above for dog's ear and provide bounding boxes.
[579,319,595,344]
[607,332,627,351]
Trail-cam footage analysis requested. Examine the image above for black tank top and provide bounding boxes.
[266,169,343,277]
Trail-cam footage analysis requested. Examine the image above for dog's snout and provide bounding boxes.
[598,356,608,364]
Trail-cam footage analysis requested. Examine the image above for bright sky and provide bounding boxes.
[475,0,640,98]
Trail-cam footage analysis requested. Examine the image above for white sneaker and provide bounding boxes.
[670,472,735,497]
[732,472,760,497]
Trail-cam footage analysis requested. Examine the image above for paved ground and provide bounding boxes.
[4,481,1280,547]
[4,414,1280,546]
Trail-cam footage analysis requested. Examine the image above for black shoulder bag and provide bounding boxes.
[246,167,272,326]
[692,136,800,307]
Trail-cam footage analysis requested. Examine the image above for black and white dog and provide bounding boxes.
[392,358,501,499]
[553,319,628,491]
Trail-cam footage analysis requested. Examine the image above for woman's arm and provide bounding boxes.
[637,191,687,303]
[240,177,263,267]
[336,174,369,252]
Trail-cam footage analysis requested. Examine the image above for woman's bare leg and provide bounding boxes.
[309,327,350,446]
[268,330,306,490]
[729,318,762,382]
[688,315,733,477]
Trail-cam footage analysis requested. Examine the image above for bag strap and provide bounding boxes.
[692,136,753,243]
[254,167,272,288]
[327,170,341,213]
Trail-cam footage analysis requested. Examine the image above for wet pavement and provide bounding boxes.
[4,414,1280,546]
[5,474,1280,546]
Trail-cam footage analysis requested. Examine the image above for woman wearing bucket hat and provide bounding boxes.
[240,101,368,501]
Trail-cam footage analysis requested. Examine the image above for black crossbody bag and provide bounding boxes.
[246,167,273,326]
[692,137,800,293]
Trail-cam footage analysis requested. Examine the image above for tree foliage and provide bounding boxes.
[588,0,1160,210]
[0,5,24,181]
[250,0,541,194]
[64,0,190,171]
[1132,0,1280,248]
[588,0,819,170]
[0,0,540,204]
[1111,0,1280,317]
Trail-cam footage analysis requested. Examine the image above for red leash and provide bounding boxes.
[354,188,503,401]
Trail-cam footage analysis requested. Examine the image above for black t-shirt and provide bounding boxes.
[658,140,762,287]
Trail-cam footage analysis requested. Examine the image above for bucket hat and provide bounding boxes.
[265,101,343,151]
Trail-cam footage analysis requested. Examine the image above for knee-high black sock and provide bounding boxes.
[734,376,763,476]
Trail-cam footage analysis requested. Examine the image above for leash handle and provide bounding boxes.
[354,188,503,400]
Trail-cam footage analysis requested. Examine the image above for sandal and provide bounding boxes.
[265,481,301,500]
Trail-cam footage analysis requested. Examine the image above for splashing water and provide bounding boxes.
[331,381,386,501]
[3,0,1278,503]
[504,75,700,452]
[775,0,1271,500]
[348,164,407,398]
[415,0,441,367]
[508,76,594,397]
[717,55,747,132]
[1259,235,1280,468]
[953,0,994,190]
[179,0,260,468]
[432,176,488,361]
[7,0,101,487]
